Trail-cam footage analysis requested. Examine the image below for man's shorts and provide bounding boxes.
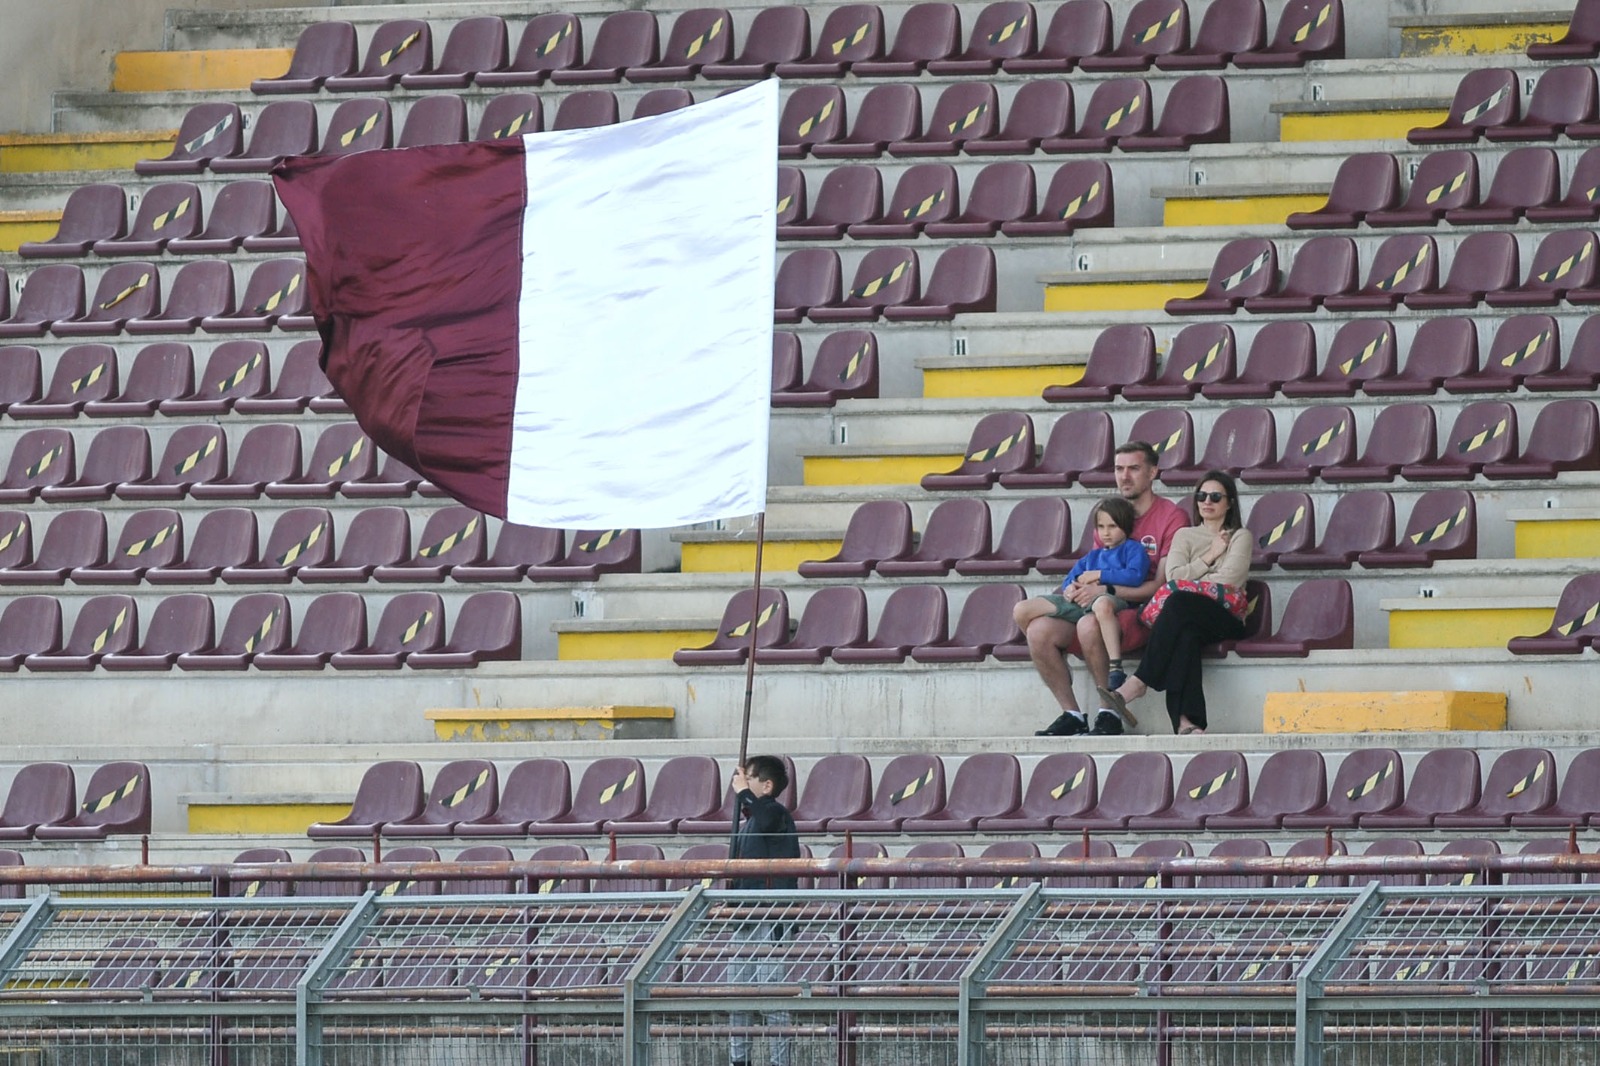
[1043,593,1131,622]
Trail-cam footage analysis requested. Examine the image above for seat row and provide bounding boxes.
[305,744,1600,844]
[1412,65,1600,145]
[0,505,639,586]
[1170,230,1600,316]
[0,761,151,840]
[21,180,300,259]
[0,588,519,673]
[139,91,704,175]
[779,160,1113,241]
[0,340,343,420]
[0,260,310,339]
[942,401,1596,489]
[804,487,1474,577]
[1053,316,1600,404]
[250,1,1342,97]
[0,423,455,502]
[776,245,996,321]
[1289,146,1600,231]
[779,76,1228,160]
[678,576,1350,664]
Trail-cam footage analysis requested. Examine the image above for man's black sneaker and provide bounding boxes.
[1035,712,1088,737]
[1088,710,1125,736]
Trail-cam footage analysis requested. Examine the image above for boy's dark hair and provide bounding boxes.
[744,755,789,796]
[1094,495,1137,538]
[1114,440,1159,467]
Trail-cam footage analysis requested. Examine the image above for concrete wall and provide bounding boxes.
[0,0,287,134]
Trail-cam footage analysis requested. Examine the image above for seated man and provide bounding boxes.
[1023,441,1186,737]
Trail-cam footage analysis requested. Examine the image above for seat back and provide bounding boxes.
[135,593,213,656]
[32,509,107,570]
[780,85,846,151]
[658,7,732,67]
[364,591,445,655]
[964,161,1036,224]
[1361,402,1438,466]
[1151,74,1228,139]
[1282,406,1357,473]
[633,88,694,119]
[869,585,949,650]
[1246,491,1315,563]
[117,341,195,405]
[1401,149,1478,213]
[1403,749,1482,819]
[922,245,996,310]
[1250,750,1326,821]
[236,258,308,318]
[725,5,808,64]
[956,411,1034,478]
[8,264,86,327]
[775,247,842,312]
[0,346,41,409]
[1111,0,1189,59]
[791,754,872,824]
[26,184,126,252]
[504,13,582,77]
[0,763,74,830]
[354,19,432,79]
[813,4,886,64]
[942,752,1021,819]
[408,506,487,568]
[484,522,562,569]
[568,757,647,823]
[397,94,466,148]
[997,79,1074,139]
[584,9,659,69]
[1484,313,1560,384]
[700,587,790,654]
[1034,0,1111,61]
[260,508,335,571]
[990,498,1071,562]
[1317,318,1396,388]
[1398,489,1477,560]
[1091,752,1173,820]
[107,508,185,571]
[123,184,203,246]
[806,329,878,398]
[420,760,499,824]
[1437,231,1520,297]
[1194,405,1277,473]
[1162,322,1237,389]
[1475,748,1557,818]
[1520,228,1599,293]
[292,591,366,654]
[864,754,945,820]
[636,755,720,822]
[431,15,508,76]
[211,592,290,656]
[320,98,392,156]
[1522,64,1598,126]
[784,586,869,649]
[552,90,620,132]
[39,343,118,405]
[924,82,999,143]
[1126,408,1194,470]
[239,100,318,159]
[477,93,542,140]
[0,511,33,570]
[1263,0,1343,55]
[1187,0,1264,54]
[1312,490,1395,559]
[344,761,425,824]
[495,758,571,823]
[223,423,300,485]
[447,591,521,661]
[73,761,152,833]
[1325,749,1405,819]
[959,1,1037,61]
[1442,401,1518,467]
[1078,77,1152,138]
[1483,146,1560,209]
[300,423,376,488]
[151,424,228,488]
[883,163,958,226]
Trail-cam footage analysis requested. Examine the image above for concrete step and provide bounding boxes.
[111,49,291,94]
[0,131,176,175]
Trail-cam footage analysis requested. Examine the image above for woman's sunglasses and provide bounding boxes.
[1194,491,1228,503]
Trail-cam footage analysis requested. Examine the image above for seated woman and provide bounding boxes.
[1096,470,1252,735]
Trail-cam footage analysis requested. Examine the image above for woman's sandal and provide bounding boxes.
[1095,686,1131,724]
[1178,724,1205,736]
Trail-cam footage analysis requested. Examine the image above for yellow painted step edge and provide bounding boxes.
[188,802,350,835]
[559,629,714,661]
[1399,23,1564,58]
[113,48,293,93]
[1264,691,1507,734]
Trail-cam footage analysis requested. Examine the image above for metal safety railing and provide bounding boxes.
[0,853,1597,1064]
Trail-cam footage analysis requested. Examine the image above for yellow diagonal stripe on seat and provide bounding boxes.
[443,768,491,809]
[1460,86,1509,125]
[1455,418,1508,455]
[1506,760,1546,798]
[481,954,520,978]
[418,515,480,558]
[1374,244,1430,291]
[968,428,1024,464]
[338,113,380,149]
[380,880,416,897]
[1409,505,1469,546]
[577,529,623,553]
[1396,960,1435,980]
[726,600,779,639]
[776,193,793,214]
[243,609,281,654]
[1153,427,1183,457]
[536,23,572,57]
[684,17,724,58]
[124,522,179,558]
[890,767,935,805]
[840,342,870,382]
[171,435,219,477]
[988,15,1028,44]
[1537,243,1593,283]
[1102,94,1142,131]
[947,103,988,135]
[1181,338,1226,381]
[598,769,639,805]
[1187,766,1237,800]
[1221,250,1271,292]
[326,437,365,478]
[100,272,152,311]
[852,260,909,300]
[1588,185,1599,203]
[178,969,204,989]
[25,445,64,478]
[85,773,140,813]
[242,880,262,898]
[152,197,192,231]
[217,348,264,393]
[830,22,870,55]
[0,522,23,554]
[256,272,302,314]
[379,30,421,67]
[537,878,562,893]
[1290,2,1332,44]
[400,610,435,645]
[492,110,537,140]
[1339,333,1389,375]
[1134,8,1181,43]
[1423,170,1468,206]
[1554,600,1600,637]
[795,99,836,138]
[70,362,108,394]
[89,608,129,655]
[1058,180,1102,220]
[1301,422,1346,456]
[1501,330,1550,368]
[902,189,946,220]
[275,523,324,567]
[1346,758,1394,800]
[1049,766,1088,800]
[184,112,234,154]
[1257,506,1307,548]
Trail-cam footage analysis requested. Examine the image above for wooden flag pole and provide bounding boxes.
[730,512,767,846]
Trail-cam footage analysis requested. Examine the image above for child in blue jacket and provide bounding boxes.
[1013,496,1150,688]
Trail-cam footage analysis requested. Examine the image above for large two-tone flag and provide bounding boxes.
[273,81,777,528]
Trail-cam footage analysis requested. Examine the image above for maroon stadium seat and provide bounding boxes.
[799,499,912,577]
[1206,750,1325,829]
[200,258,309,332]
[900,753,1020,832]
[1057,752,1173,830]
[969,80,1074,152]
[10,342,117,418]
[145,508,257,585]
[34,760,151,839]
[1243,406,1355,484]
[673,588,790,666]
[1040,77,1152,152]
[1360,749,1482,829]
[451,522,563,581]
[1368,151,1479,226]
[1000,158,1111,236]
[883,245,996,320]
[400,16,507,89]
[0,763,75,839]
[525,528,640,581]
[1159,405,1276,485]
[777,85,847,158]
[777,4,885,77]
[407,590,521,668]
[138,102,244,174]
[774,248,842,321]
[875,499,991,576]
[773,329,879,406]
[0,509,103,585]
[1232,577,1354,656]
[756,586,869,665]
[384,760,500,838]
[1204,320,1316,398]
[265,423,373,499]
[100,593,215,670]
[1357,488,1476,568]
[252,20,357,93]
[1242,236,1355,313]
[889,82,998,156]
[605,755,721,835]
[1276,489,1394,570]
[477,14,582,87]
[1041,324,1152,402]
[1322,403,1436,483]
[371,506,486,582]
[1432,749,1557,828]
[1281,749,1403,829]
[126,261,234,334]
[18,184,125,258]
[1126,750,1248,829]
[71,507,184,583]
[978,753,1097,832]
[325,19,432,92]
[705,6,808,78]
[789,754,872,833]
[551,10,657,85]
[93,183,201,257]
[628,8,732,81]
[1119,74,1229,151]
[1287,152,1400,229]
[910,582,1026,661]
[852,2,959,76]
[296,507,409,583]
[188,425,300,502]
[327,591,445,669]
[1155,0,1262,68]
[0,264,85,338]
[308,761,424,839]
[251,591,364,668]
[1484,398,1600,479]
[1409,68,1518,144]
[1080,0,1189,71]
[524,756,646,836]
[1489,64,1597,141]
[849,164,956,238]
[50,263,160,337]
[922,411,1034,489]
[957,499,1071,575]
[39,425,148,503]
[1006,0,1109,72]
[1242,492,1316,568]
[1398,400,1517,480]
[1512,747,1600,825]
[780,165,880,240]
[1404,232,1519,310]
[813,84,921,160]
[829,754,945,833]
[928,1,1036,74]
[1163,239,1276,314]
[456,758,571,837]
[174,592,288,670]
[1233,0,1343,67]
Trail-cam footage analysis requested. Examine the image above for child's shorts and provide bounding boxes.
[1043,592,1131,622]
